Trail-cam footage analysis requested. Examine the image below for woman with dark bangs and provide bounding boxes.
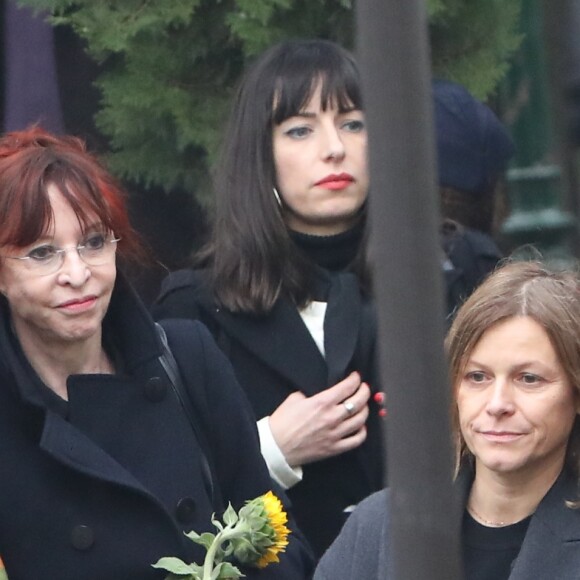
[0,127,313,579]
[154,39,385,556]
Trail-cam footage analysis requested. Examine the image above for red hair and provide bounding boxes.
[0,126,143,262]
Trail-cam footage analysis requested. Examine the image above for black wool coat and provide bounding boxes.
[153,269,385,557]
[0,275,313,580]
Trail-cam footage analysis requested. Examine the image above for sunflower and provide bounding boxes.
[229,490,291,569]
[153,490,291,580]
[254,491,290,568]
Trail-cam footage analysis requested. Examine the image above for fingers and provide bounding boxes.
[284,390,307,405]
[333,424,368,455]
[337,401,369,439]
[268,375,376,465]
[340,381,370,415]
[330,400,369,456]
[319,371,363,406]
[320,403,369,459]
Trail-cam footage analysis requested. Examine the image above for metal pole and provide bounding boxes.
[356,1,462,579]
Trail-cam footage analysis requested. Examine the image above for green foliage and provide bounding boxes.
[16,0,522,203]
[226,0,353,56]
[152,556,201,578]
[429,0,523,99]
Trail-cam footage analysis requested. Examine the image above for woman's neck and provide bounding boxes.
[468,457,564,526]
[13,325,112,400]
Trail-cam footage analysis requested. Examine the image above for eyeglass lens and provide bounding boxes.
[20,236,119,274]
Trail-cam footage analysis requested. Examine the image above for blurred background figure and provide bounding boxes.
[433,79,516,319]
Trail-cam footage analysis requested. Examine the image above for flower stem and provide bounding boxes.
[202,526,235,580]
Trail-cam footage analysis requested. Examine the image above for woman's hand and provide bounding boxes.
[269,372,370,467]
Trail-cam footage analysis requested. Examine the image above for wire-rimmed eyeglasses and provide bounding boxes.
[3,233,120,276]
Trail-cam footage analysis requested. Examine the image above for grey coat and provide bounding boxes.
[314,471,580,579]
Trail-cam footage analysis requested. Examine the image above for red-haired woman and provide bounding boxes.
[0,127,313,580]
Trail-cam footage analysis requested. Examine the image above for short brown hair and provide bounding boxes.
[445,261,580,479]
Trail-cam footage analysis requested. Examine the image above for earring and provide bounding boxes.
[273,187,283,208]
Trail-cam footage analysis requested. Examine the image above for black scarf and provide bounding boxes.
[289,220,364,273]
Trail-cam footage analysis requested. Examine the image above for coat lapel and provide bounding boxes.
[324,273,362,386]
[455,467,580,580]
[40,410,152,495]
[195,273,365,396]
[509,473,580,579]
[205,299,328,396]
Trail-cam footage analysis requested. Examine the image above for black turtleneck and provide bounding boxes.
[289,220,364,273]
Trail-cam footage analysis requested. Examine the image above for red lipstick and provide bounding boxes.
[315,173,354,190]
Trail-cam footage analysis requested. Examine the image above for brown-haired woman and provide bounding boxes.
[315,261,580,579]
[0,126,313,579]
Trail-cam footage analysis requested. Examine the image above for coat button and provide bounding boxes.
[144,377,167,402]
[71,525,94,550]
[175,497,196,524]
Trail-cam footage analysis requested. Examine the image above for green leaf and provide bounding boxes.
[151,556,197,577]
[222,503,239,526]
[185,530,216,551]
[185,529,202,542]
[231,536,261,564]
[212,561,244,579]
[211,510,227,531]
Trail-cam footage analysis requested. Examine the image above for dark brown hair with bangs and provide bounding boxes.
[270,43,363,125]
[0,126,143,263]
[200,39,369,314]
